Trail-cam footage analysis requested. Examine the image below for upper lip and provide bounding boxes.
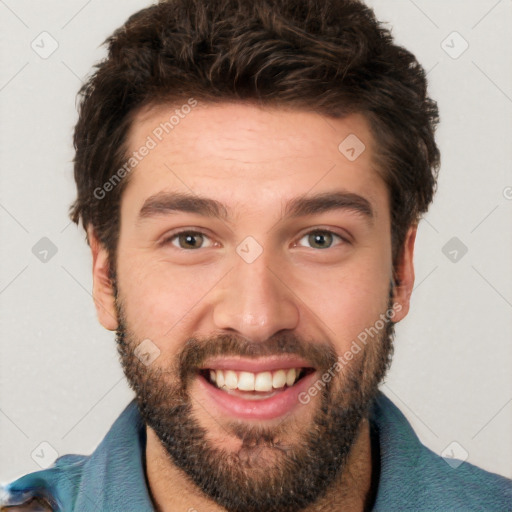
[199,355,314,373]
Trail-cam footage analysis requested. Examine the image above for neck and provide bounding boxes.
[145,418,375,512]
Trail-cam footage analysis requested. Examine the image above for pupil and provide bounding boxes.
[182,233,201,248]
[310,232,331,249]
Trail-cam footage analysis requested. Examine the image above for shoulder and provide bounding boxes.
[2,401,149,512]
[0,496,53,511]
[416,442,512,510]
[372,392,512,511]
[1,455,88,512]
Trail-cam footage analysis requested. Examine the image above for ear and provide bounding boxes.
[88,226,118,331]
[390,225,416,323]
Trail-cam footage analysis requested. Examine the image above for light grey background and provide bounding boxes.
[1,0,511,483]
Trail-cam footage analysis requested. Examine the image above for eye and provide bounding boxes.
[296,230,345,250]
[164,231,215,250]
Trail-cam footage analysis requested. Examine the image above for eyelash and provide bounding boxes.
[160,229,349,250]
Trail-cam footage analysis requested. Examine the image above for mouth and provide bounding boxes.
[201,367,313,396]
[196,358,318,420]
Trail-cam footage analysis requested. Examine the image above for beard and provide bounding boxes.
[114,294,395,512]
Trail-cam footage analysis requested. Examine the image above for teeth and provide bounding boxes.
[216,369,225,388]
[286,368,296,387]
[272,369,287,389]
[224,370,238,390]
[254,371,273,392]
[238,371,255,391]
[208,368,303,392]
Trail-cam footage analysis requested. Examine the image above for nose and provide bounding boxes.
[212,252,300,343]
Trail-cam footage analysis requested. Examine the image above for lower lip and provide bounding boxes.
[196,371,318,420]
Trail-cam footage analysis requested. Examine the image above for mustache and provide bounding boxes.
[177,331,338,385]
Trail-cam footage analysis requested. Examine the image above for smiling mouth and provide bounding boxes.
[199,367,315,399]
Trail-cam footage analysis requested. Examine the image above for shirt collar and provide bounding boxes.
[74,400,154,511]
[75,392,422,511]
[4,391,422,511]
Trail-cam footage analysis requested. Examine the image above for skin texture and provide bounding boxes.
[88,103,416,511]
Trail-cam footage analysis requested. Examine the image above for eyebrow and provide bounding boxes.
[284,191,374,222]
[137,190,374,224]
[138,192,229,221]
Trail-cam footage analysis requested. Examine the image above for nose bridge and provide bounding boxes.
[212,246,299,342]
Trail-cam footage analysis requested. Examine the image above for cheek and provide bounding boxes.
[300,260,391,349]
[116,256,223,340]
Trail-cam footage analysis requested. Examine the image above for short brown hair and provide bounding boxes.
[70,0,440,267]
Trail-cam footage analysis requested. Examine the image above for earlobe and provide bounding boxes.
[88,227,119,331]
[391,226,417,323]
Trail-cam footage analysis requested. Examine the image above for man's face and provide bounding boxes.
[91,103,414,511]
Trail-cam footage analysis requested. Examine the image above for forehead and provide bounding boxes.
[122,102,388,219]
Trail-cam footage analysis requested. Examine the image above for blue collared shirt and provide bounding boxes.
[2,393,511,511]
